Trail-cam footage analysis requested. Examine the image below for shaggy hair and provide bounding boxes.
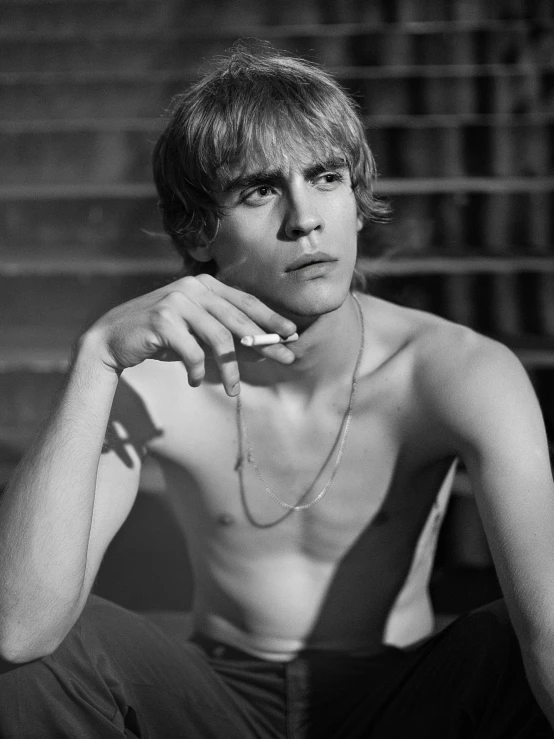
[152,41,389,283]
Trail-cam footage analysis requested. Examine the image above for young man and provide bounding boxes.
[0,44,553,738]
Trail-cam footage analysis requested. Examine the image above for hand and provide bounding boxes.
[83,274,297,396]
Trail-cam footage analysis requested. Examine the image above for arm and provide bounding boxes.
[0,274,296,662]
[0,343,125,662]
[424,333,554,725]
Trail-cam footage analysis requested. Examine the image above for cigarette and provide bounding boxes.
[240,332,299,347]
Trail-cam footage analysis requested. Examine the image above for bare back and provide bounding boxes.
[113,295,464,660]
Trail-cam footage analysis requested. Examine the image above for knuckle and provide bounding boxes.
[195,273,214,288]
[241,293,260,311]
[213,326,233,349]
[150,306,173,330]
[162,289,185,307]
[179,275,203,293]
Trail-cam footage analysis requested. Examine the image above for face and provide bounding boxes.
[199,150,361,320]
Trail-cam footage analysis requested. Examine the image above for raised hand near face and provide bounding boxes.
[83,273,297,396]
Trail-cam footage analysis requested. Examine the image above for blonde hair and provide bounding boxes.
[153,40,389,282]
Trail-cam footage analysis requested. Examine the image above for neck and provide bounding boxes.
[238,292,363,394]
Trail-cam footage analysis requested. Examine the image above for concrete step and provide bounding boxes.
[0,0,169,36]
[0,76,176,120]
[0,129,154,186]
[3,64,553,121]
[0,196,162,252]
[0,250,182,276]
[0,273,170,331]
[5,23,552,74]
[0,36,232,74]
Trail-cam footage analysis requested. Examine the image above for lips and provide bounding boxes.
[285,251,337,272]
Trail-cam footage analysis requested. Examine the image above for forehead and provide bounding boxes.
[215,140,347,189]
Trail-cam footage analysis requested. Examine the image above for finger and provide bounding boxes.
[197,292,296,365]
[195,275,297,337]
[159,323,207,388]
[175,302,241,396]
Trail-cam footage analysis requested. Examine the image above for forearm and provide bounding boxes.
[0,335,119,660]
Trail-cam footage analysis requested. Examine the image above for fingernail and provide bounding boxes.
[231,382,240,396]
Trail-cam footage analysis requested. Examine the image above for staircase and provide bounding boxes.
[1,1,553,549]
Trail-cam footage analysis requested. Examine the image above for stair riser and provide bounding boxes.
[0,81,180,120]
[0,130,155,186]
[0,37,229,74]
[0,1,168,35]
[0,198,166,252]
[1,274,173,330]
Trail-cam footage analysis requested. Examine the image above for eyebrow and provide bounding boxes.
[222,156,348,193]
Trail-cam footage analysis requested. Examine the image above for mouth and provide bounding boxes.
[285,252,338,273]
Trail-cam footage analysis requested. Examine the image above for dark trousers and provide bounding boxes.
[0,595,551,738]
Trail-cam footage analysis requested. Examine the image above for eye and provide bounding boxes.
[314,171,345,189]
[242,185,276,205]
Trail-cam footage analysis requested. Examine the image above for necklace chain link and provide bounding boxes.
[236,293,365,512]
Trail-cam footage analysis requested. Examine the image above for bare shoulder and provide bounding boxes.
[384,301,543,453]
[358,294,538,440]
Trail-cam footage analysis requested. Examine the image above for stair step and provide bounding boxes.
[0,273,170,331]
[3,22,552,73]
[0,18,548,42]
[0,78,174,120]
[0,0,166,36]
[0,36,231,75]
[0,197,162,252]
[0,129,154,187]
[0,252,181,276]
[2,63,553,120]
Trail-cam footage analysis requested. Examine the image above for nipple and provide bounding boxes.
[217,513,235,526]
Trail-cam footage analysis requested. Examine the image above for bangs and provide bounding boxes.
[191,75,364,192]
[153,41,390,274]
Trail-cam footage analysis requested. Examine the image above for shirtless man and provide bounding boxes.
[0,44,553,738]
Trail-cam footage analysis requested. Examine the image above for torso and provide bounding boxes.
[120,295,466,660]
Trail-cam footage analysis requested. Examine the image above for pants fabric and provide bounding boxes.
[0,595,551,738]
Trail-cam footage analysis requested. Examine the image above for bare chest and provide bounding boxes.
[146,379,448,565]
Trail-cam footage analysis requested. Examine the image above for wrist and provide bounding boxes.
[73,328,121,384]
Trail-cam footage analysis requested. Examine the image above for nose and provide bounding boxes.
[284,188,324,239]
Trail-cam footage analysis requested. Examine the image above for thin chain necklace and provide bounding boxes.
[236,292,365,512]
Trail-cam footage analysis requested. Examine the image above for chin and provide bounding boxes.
[266,281,351,320]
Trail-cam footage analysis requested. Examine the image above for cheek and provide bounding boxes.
[211,230,276,287]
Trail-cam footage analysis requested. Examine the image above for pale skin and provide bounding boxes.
[1,152,554,724]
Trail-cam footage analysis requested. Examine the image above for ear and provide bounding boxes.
[187,243,214,263]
